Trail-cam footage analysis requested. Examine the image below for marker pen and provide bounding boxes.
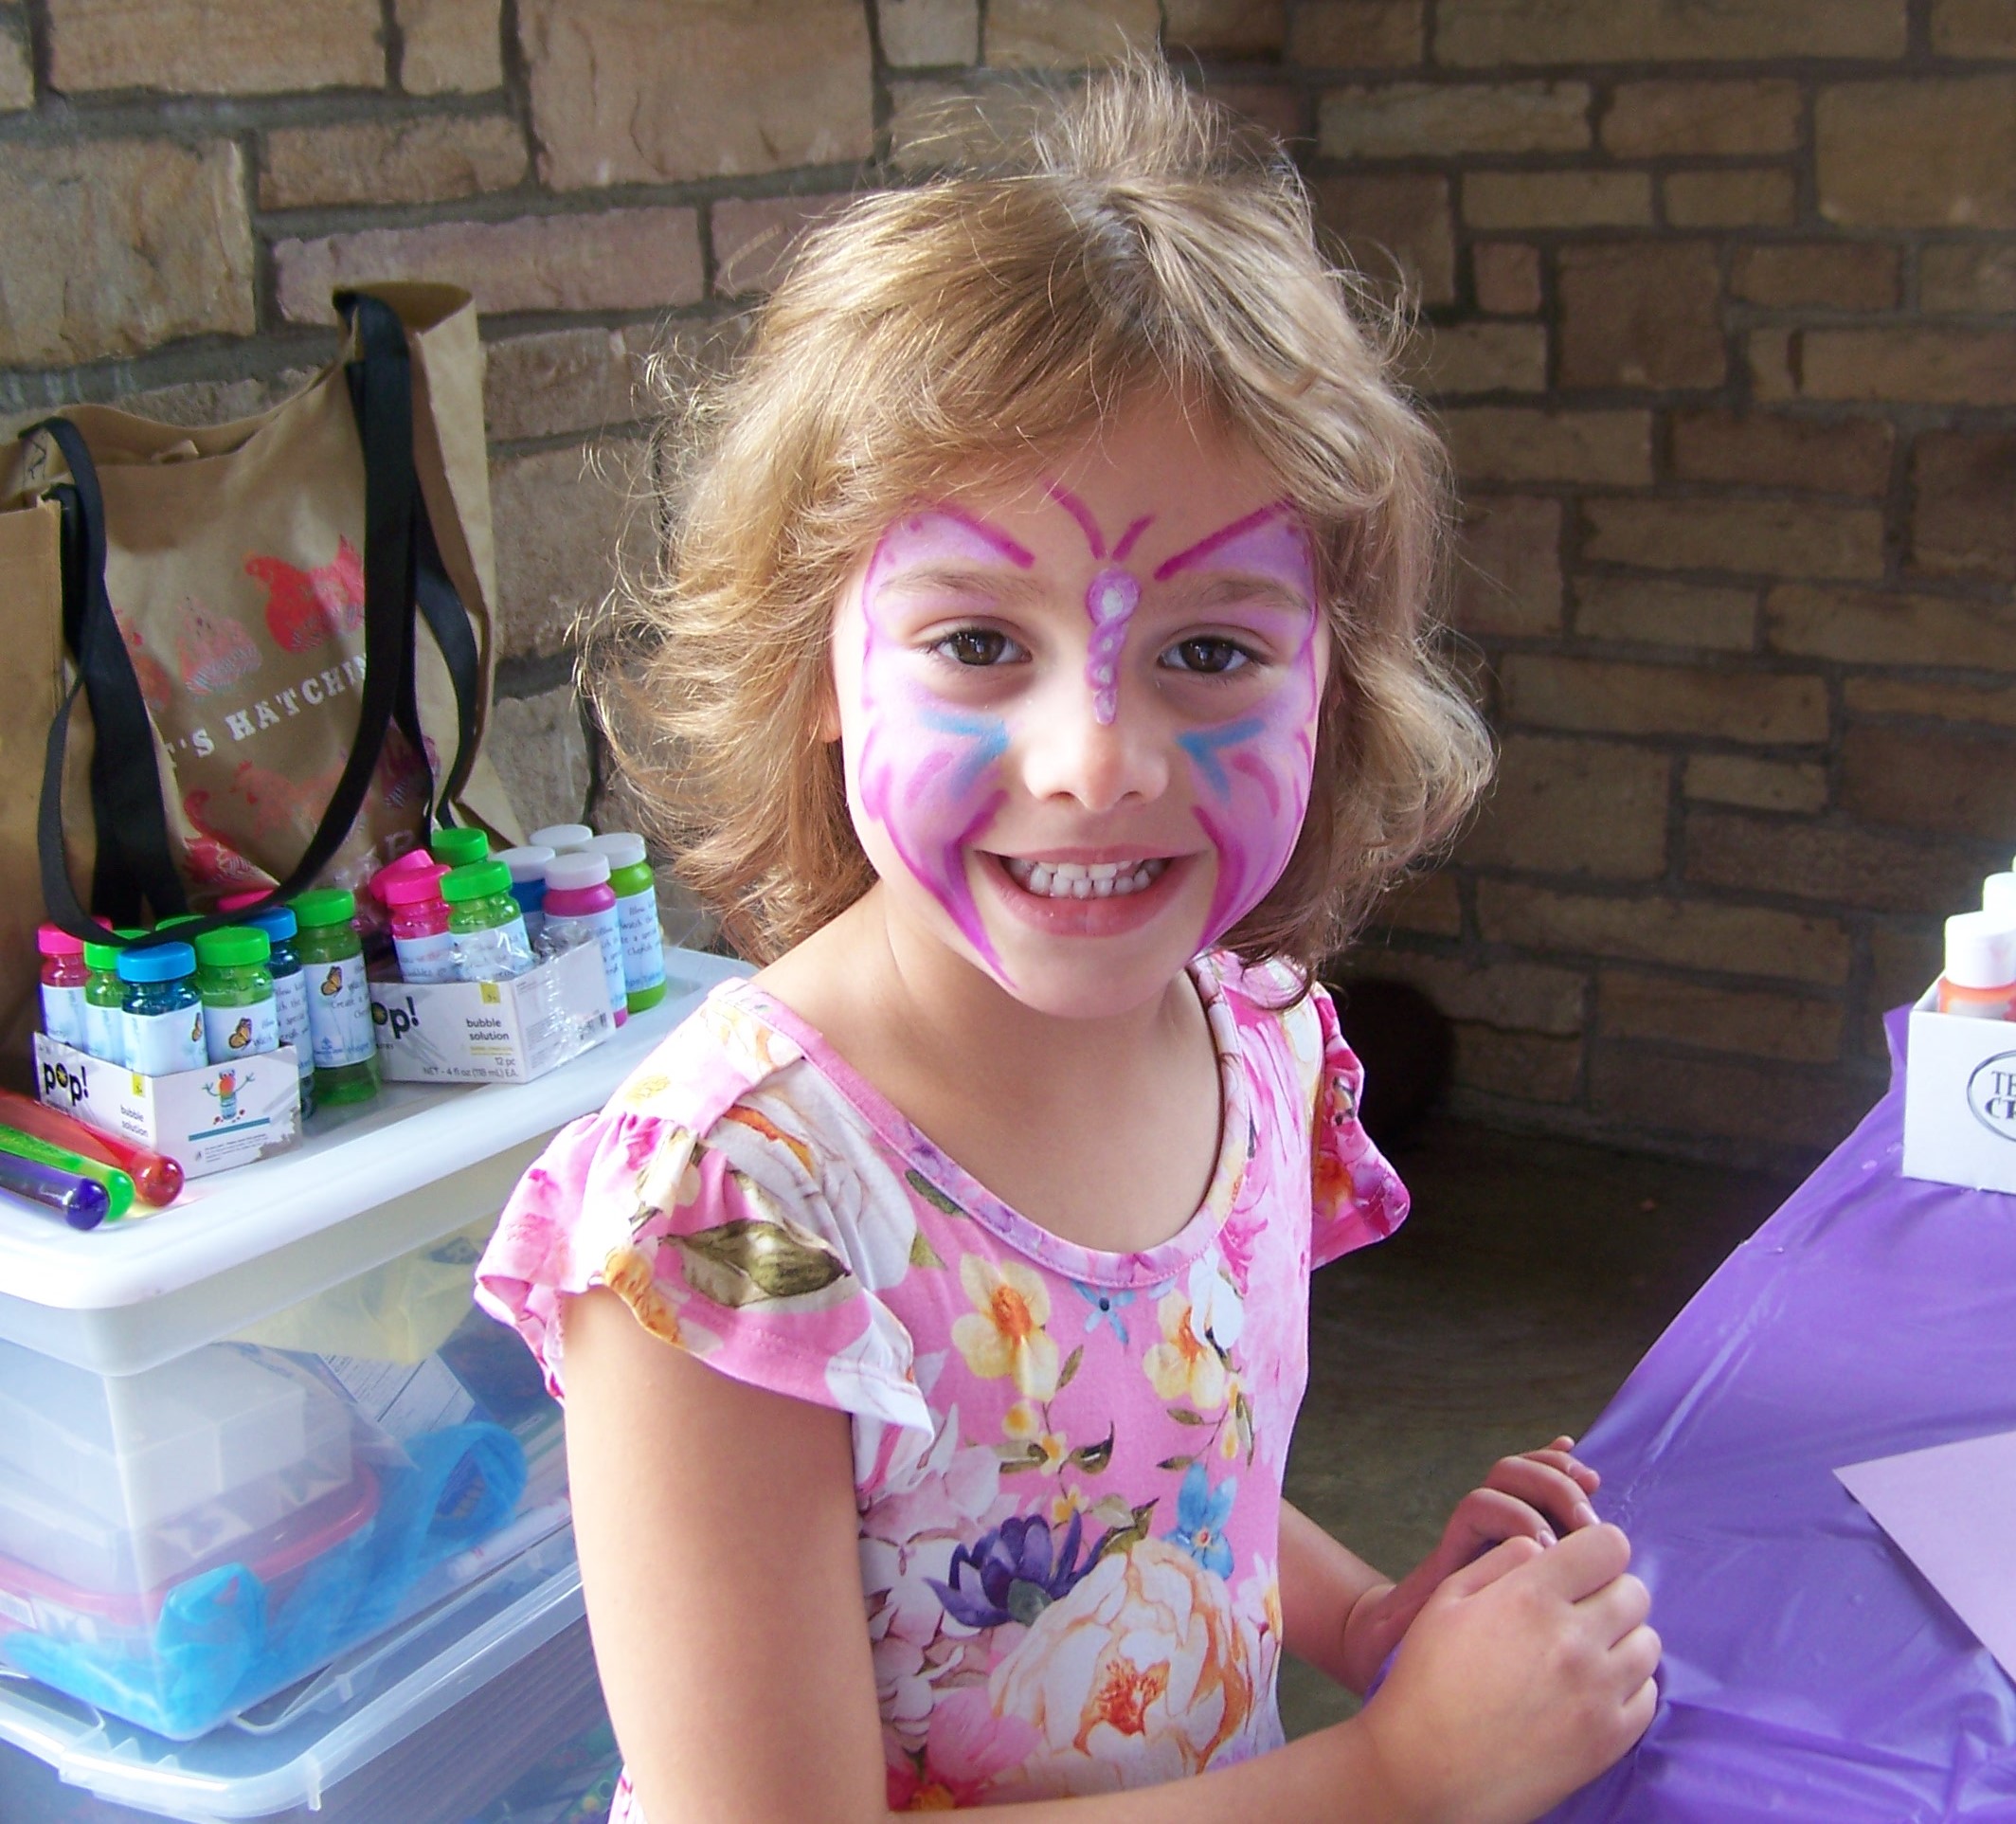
[0,1151,110,1230]
[0,1127,135,1220]
[0,1089,183,1206]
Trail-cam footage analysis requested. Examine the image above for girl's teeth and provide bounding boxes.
[1003,858,1167,899]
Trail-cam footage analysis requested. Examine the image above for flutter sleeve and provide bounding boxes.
[475,1068,933,1445]
[1306,984,1411,1270]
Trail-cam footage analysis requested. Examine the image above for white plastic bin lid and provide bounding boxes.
[0,948,748,1375]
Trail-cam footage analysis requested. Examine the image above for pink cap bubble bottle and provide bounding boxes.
[35,924,90,1050]
[380,867,459,984]
[538,851,627,1025]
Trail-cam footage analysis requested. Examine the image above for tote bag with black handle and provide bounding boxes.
[0,282,523,1086]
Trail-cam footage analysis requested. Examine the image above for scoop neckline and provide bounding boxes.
[716,958,1252,1290]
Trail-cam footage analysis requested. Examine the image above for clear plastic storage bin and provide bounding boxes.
[0,1528,590,1822]
[0,950,746,1796]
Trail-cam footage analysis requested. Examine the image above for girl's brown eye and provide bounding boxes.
[940,628,1012,666]
[1165,637,1250,676]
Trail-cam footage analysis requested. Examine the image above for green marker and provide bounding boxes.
[0,1125,135,1220]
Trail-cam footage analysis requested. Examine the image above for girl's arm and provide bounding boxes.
[1277,1499,1388,1690]
[563,1290,1653,1824]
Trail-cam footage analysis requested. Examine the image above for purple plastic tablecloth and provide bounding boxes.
[1546,1012,2016,1824]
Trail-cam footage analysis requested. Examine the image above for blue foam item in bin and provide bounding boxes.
[3,1421,527,1740]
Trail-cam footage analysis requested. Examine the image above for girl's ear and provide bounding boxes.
[816,676,842,744]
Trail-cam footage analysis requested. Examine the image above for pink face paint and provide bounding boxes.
[1083,567,1140,725]
[1161,504,1323,952]
[847,511,1027,977]
[1048,484,1151,728]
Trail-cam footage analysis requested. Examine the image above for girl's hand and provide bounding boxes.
[1440,1434,1602,1562]
[1355,1524,1660,1824]
[1338,1436,1603,1691]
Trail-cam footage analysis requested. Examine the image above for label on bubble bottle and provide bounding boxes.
[306,956,375,1068]
[615,893,666,996]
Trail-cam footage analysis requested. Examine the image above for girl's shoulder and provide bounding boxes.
[1197,949,1409,1263]
[602,973,819,1144]
[1197,949,1334,1103]
[474,978,936,1431]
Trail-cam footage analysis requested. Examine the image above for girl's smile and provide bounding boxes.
[984,850,1194,938]
[831,394,1329,1017]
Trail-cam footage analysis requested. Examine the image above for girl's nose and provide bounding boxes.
[1017,677,1169,813]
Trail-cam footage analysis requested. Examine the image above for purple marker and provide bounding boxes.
[0,1150,111,1230]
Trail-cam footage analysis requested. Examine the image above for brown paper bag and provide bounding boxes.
[0,284,523,1084]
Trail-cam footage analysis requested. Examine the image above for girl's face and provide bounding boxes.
[830,394,1329,1019]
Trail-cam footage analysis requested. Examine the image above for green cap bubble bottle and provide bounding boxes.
[585,833,667,1013]
[193,926,280,1065]
[292,888,380,1105]
[217,895,317,1114]
[429,824,490,870]
[441,859,535,980]
[81,932,131,1066]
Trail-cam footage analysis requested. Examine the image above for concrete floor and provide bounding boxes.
[1278,1116,1795,1739]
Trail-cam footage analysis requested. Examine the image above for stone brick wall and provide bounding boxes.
[2,0,2010,1165]
[1296,0,2016,1168]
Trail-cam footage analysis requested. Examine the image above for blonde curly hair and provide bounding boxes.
[590,61,1491,976]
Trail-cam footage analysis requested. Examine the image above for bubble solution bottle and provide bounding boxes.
[118,941,209,1076]
[381,866,459,984]
[81,933,130,1065]
[372,848,443,901]
[292,888,380,1105]
[538,851,628,1025]
[1937,911,2016,1019]
[495,845,556,948]
[529,822,594,856]
[430,824,490,871]
[36,924,89,1050]
[194,925,281,1065]
[587,832,667,1014]
[218,897,317,1114]
[441,859,535,981]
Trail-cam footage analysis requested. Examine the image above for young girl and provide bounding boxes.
[477,65,1658,1823]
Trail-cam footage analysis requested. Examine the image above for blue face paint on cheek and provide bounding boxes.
[1177,718,1269,799]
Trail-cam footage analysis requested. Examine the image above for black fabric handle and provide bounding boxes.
[35,421,187,934]
[337,292,485,831]
[32,290,443,948]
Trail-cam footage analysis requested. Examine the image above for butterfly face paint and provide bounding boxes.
[847,509,1030,977]
[840,458,1323,1001]
[1159,503,1323,952]
[1048,484,1154,727]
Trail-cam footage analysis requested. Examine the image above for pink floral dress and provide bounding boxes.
[476,952,1407,1815]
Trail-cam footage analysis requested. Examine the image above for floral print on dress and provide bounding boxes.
[476,953,1406,1821]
